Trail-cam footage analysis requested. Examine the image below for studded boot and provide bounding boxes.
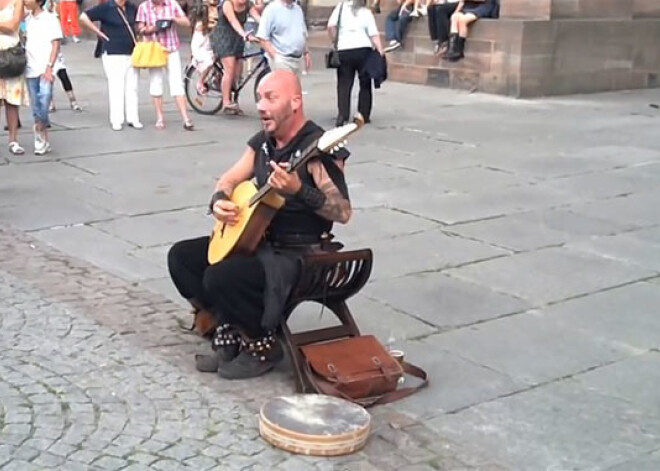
[195,324,241,372]
[217,331,284,380]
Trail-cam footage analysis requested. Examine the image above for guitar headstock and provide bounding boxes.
[317,113,365,153]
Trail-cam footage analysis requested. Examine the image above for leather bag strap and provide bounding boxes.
[303,359,428,407]
[333,2,344,51]
[116,5,137,45]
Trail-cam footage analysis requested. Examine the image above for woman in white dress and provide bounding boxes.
[0,0,28,155]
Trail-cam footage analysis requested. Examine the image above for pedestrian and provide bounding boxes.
[189,1,214,95]
[445,0,498,62]
[0,0,28,155]
[426,0,458,55]
[210,0,260,115]
[48,52,83,112]
[58,0,81,42]
[255,0,310,75]
[383,0,413,53]
[136,0,194,130]
[327,0,384,127]
[80,0,142,131]
[24,0,62,154]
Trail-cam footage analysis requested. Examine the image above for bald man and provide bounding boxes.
[167,70,352,380]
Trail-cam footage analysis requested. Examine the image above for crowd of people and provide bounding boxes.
[384,0,499,60]
[0,0,496,159]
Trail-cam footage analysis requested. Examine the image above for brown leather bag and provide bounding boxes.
[301,335,428,407]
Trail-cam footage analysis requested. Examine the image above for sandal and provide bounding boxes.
[222,102,241,115]
[70,101,82,112]
[155,119,165,130]
[8,141,24,155]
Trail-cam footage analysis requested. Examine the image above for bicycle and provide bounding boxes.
[184,49,271,116]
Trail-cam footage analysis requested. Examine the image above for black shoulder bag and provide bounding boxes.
[0,42,26,79]
[325,2,344,69]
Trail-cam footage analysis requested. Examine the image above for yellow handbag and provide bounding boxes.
[131,41,169,68]
[116,6,169,68]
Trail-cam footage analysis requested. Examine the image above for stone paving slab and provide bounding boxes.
[541,281,660,351]
[426,369,660,471]
[446,246,657,305]
[363,228,510,280]
[429,309,633,386]
[31,225,163,282]
[567,230,660,272]
[447,208,632,252]
[363,272,530,330]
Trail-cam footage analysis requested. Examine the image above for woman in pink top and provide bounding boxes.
[136,0,193,130]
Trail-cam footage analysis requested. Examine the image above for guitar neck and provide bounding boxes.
[248,139,320,207]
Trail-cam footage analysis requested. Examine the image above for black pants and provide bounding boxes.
[167,236,267,337]
[57,68,73,93]
[428,2,459,43]
[336,47,372,123]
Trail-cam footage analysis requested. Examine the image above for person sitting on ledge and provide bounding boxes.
[383,0,414,53]
[167,70,352,380]
[444,0,498,62]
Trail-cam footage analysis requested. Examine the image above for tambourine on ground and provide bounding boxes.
[259,394,371,456]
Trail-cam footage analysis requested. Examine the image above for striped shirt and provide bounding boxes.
[136,0,185,52]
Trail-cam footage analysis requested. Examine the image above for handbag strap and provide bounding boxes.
[303,359,428,407]
[116,5,137,45]
[332,2,344,51]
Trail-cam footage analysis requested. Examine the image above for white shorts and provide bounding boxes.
[148,49,185,97]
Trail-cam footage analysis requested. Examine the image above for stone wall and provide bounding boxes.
[349,0,660,97]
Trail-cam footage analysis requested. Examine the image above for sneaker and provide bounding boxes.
[33,126,44,151]
[111,123,122,131]
[34,139,48,155]
[127,121,143,129]
[72,36,81,43]
[70,101,82,111]
[410,8,419,17]
[418,5,427,16]
[384,41,402,53]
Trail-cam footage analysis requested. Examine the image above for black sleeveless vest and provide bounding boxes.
[250,121,346,242]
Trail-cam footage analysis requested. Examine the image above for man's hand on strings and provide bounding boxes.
[213,199,240,225]
[268,161,302,195]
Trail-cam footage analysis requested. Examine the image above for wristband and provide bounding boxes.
[207,190,229,214]
[295,184,326,209]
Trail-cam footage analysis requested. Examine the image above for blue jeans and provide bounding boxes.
[26,77,53,128]
[385,7,413,43]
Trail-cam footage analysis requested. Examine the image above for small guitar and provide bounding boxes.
[207,115,365,264]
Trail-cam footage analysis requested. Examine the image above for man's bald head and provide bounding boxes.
[259,70,302,102]
[256,70,306,141]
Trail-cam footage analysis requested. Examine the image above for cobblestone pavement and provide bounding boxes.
[0,225,462,471]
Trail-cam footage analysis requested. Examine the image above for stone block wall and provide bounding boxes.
[353,0,660,97]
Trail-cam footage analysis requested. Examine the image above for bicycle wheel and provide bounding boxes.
[253,65,271,105]
[184,64,224,115]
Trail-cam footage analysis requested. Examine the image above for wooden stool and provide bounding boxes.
[280,249,373,393]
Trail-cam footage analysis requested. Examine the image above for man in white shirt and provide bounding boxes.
[256,0,310,74]
[25,0,63,155]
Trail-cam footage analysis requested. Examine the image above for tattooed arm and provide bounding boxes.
[299,157,352,224]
